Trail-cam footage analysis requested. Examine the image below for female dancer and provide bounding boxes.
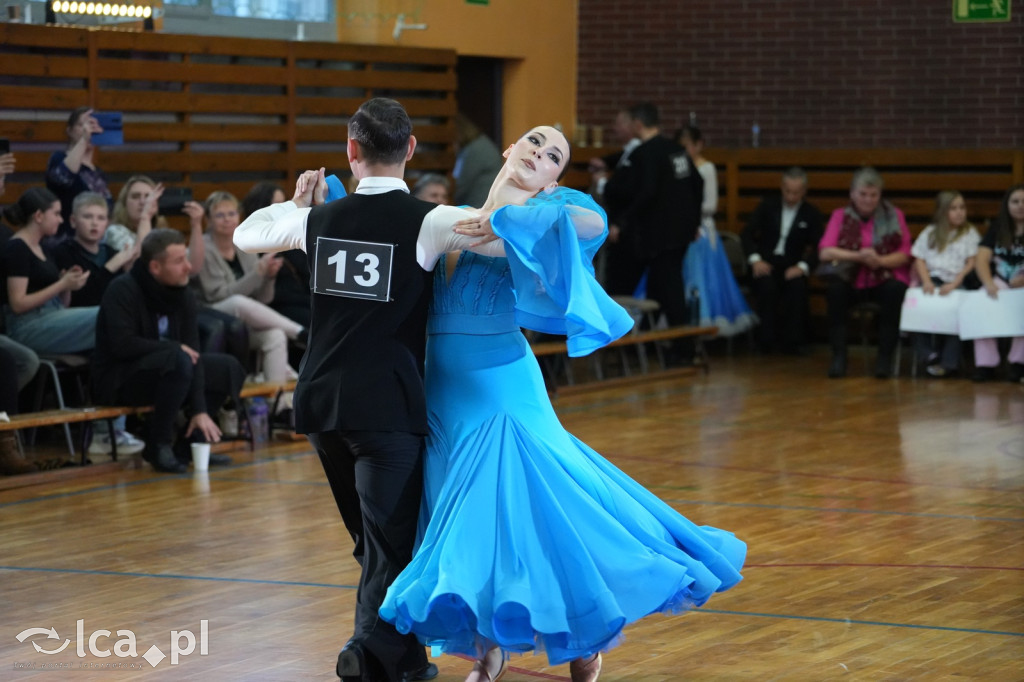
[378,126,746,681]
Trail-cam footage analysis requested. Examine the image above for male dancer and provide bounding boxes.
[234,98,499,682]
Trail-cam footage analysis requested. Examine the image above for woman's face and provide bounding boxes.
[1008,190,1024,224]
[850,183,881,217]
[209,200,240,236]
[125,181,154,224]
[417,183,448,205]
[503,126,569,193]
[947,195,967,228]
[271,189,286,204]
[35,201,63,236]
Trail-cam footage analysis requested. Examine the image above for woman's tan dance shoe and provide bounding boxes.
[464,647,508,682]
[569,652,602,682]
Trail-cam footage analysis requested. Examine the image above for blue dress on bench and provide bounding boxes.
[379,188,746,665]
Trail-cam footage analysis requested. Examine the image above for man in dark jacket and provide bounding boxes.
[741,167,824,353]
[93,228,243,473]
[604,102,703,359]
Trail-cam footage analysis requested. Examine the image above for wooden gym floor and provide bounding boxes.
[1,351,1022,680]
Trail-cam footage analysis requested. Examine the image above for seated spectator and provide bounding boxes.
[819,167,911,379]
[104,175,167,250]
[196,191,305,391]
[412,173,450,204]
[51,192,138,308]
[49,192,146,454]
[1,188,96,355]
[972,184,1024,383]
[742,167,824,354]
[241,182,310,329]
[45,107,112,238]
[94,229,244,473]
[0,336,40,475]
[910,191,980,378]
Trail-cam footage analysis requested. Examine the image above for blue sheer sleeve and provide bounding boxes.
[490,187,634,357]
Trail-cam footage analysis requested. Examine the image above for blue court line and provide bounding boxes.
[664,498,1024,523]
[0,565,356,590]
[697,608,1024,638]
[2,565,1019,639]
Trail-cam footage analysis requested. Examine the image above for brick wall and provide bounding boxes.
[578,0,1023,148]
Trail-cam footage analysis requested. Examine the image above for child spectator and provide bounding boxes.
[910,191,980,377]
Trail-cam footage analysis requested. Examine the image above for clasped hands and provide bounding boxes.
[751,261,805,280]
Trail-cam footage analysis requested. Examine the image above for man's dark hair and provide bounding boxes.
[347,98,413,165]
[629,102,659,128]
[141,228,186,265]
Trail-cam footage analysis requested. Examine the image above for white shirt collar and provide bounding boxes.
[355,177,410,195]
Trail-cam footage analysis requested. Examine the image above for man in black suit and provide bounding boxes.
[741,167,824,354]
[233,98,495,682]
[590,107,641,293]
[604,102,703,354]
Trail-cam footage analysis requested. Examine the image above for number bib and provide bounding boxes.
[313,236,394,302]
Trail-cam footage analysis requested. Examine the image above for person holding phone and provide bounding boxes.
[45,107,113,238]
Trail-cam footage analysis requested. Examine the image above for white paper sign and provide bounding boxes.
[957,289,1024,340]
[899,287,962,334]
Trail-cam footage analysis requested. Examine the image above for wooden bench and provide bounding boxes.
[531,325,718,385]
[1,380,298,466]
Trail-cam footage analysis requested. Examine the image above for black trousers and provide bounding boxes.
[751,262,810,351]
[116,351,244,446]
[308,429,428,682]
[825,278,907,361]
[197,307,251,373]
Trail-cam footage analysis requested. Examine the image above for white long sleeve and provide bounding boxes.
[233,200,309,253]
[416,205,505,270]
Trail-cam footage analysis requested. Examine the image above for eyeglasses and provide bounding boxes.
[212,211,238,220]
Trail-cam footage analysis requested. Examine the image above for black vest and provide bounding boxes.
[295,191,435,435]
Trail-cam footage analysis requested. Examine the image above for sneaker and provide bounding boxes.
[218,408,239,438]
[89,430,146,456]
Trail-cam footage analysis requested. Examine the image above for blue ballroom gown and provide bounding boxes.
[379,188,746,665]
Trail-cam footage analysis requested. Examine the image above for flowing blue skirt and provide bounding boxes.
[683,227,758,337]
[380,330,746,665]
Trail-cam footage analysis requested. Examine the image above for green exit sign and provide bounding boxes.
[467,0,489,4]
[953,0,1011,22]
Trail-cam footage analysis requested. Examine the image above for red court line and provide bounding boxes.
[610,453,1024,494]
[745,562,1024,572]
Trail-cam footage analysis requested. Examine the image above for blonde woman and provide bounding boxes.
[909,191,980,377]
[196,191,305,390]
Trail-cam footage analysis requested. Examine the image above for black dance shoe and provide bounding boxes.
[402,662,439,681]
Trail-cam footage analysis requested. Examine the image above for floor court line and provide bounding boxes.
[744,562,1024,572]
[664,498,1024,523]
[3,565,1020,639]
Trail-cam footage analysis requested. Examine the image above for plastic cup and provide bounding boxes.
[191,443,211,472]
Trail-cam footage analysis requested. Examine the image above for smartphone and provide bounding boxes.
[91,111,124,146]
[0,138,9,155]
[157,187,193,216]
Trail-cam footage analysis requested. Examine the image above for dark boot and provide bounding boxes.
[828,326,848,378]
[0,430,36,475]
